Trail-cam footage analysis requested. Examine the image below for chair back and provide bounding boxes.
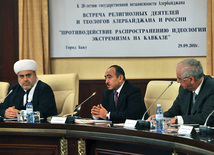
[37,73,79,117]
[144,80,180,116]
[0,82,10,103]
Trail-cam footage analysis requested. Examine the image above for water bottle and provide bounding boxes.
[26,100,34,123]
[156,104,164,132]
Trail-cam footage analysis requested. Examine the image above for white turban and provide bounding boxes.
[14,59,37,74]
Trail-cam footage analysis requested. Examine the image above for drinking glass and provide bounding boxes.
[17,110,25,122]
[150,117,156,129]
[33,111,40,123]
[164,117,171,129]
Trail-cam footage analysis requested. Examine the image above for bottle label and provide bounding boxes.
[26,102,34,123]
[156,114,163,120]
[26,109,33,112]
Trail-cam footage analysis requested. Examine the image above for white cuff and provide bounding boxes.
[177,115,184,124]
[106,112,110,119]
[92,116,99,120]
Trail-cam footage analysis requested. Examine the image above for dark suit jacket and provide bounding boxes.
[164,75,214,126]
[0,80,57,118]
[100,80,148,123]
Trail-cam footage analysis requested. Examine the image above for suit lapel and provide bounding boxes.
[116,81,127,110]
[185,92,192,115]
[191,76,206,114]
[108,91,116,110]
[14,87,25,109]
[117,92,125,110]
[191,87,204,114]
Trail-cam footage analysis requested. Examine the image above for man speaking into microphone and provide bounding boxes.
[163,59,214,126]
[91,65,148,123]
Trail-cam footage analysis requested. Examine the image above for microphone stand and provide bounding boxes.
[135,81,173,130]
[0,116,3,122]
[66,92,96,124]
[2,89,13,103]
[199,109,214,135]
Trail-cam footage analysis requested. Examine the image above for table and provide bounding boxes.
[0,120,213,155]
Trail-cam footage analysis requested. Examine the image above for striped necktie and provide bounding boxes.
[191,92,197,114]
[114,91,118,107]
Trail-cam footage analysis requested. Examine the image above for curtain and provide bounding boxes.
[18,0,50,74]
[207,0,214,76]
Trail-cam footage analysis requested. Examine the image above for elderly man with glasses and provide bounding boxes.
[163,58,214,126]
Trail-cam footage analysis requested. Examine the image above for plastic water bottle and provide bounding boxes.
[26,100,34,123]
[156,104,164,132]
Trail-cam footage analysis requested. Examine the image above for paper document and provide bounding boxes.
[4,118,18,121]
[75,119,112,124]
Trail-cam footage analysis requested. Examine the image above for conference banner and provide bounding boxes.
[49,0,207,57]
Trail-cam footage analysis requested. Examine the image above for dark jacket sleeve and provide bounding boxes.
[32,81,57,118]
[164,75,214,126]
[101,81,147,123]
[163,85,183,117]
[0,83,21,117]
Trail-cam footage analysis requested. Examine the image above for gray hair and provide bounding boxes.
[178,59,204,81]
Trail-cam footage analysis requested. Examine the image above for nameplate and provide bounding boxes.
[50,116,67,124]
[178,125,194,135]
[124,119,137,128]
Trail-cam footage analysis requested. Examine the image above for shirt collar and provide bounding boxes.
[193,77,204,95]
[115,81,125,96]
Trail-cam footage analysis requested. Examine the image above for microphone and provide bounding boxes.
[71,92,96,116]
[142,81,173,120]
[0,89,13,122]
[0,116,3,122]
[66,92,96,123]
[2,89,13,102]
[135,81,173,130]
[204,110,214,126]
[199,109,214,135]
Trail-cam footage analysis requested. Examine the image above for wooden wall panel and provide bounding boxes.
[0,0,18,84]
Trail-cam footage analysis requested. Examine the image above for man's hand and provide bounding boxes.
[170,117,177,124]
[91,105,100,118]
[147,115,177,126]
[99,104,108,119]
[147,114,156,121]
[5,106,19,118]
[91,104,108,119]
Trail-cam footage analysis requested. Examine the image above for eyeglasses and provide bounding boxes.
[177,76,189,82]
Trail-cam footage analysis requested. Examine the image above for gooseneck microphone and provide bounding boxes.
[2,89,13,102]
[0,116,3,122]
[71,92,96,116]
[135,81,173,130]
[204,109,214,126]
[199,109,214,135]
[142,81,173,120]
[0,89,13,122]
[66,92,96,124]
